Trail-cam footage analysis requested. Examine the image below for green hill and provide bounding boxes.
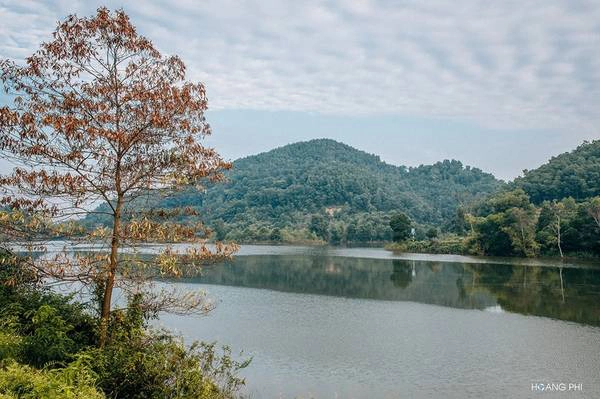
[462,140,600,258]
[85,139,502,242]
[85,139,600,247]
[115,139,502,243]
[513,140,600,203]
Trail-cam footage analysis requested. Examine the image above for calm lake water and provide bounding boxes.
[154,246,600,399]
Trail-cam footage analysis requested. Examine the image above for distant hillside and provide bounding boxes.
[82,138,600,252]
[105,139,501,242]
[513,140,600,203]
[85,139,502,242]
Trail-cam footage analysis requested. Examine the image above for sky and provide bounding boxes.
[1,0,599,180]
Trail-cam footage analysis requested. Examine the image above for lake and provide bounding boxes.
[154,246,600,398]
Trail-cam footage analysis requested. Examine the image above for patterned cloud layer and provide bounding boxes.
[1,1,599,135]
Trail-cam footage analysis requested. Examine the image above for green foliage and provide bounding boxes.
[269,228,282,241]
[0,357,104,399]
[0,291,96,368]
[21,305,76,368]
[446,207,470,235]
[84,295,249,399]
[0,254,97,369]
[470,190,540,256]
[0,256,248,399]
[386,235,470,255]
[88,333,248,399]
[501,206,540,257]
[309,214,330,241]
[426,228,438,240]
[82,139,600,255]
[472,213,513,256]
[0,318,22,362]
[469,190,600,257]
[390,212,412,242]
[513,140,600,203]
[84,139,502,243]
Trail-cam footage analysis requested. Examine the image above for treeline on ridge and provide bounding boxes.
[83,139,503,243]
[83,139,600,257]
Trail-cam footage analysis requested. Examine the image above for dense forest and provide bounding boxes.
[391,141,600,257]
[83,139,600,257]
[467,140,600,257]
[0,252,248,398]
[512,140,600,203]
[84,139,502,243]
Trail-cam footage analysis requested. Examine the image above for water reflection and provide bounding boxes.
[182,255,600,326]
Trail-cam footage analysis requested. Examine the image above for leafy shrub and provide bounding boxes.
[88,335,249,399]
[20,305,76,368]
[386,235,472,255]
[0,255,97,365]
[0,295,96,368]
[87,295,250,399]
[0,257,249,399]
[0,317,22,362]
[0,356,104,399]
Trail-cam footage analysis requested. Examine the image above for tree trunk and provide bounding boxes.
[520,224,527,256]
[99,195,123,347]
[559,266,565,303]
[556,215,563,258]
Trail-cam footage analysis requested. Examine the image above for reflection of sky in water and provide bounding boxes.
[28,242,600,269]
[484,305,504,313]
[42,244,600,398]
[160,278,600,399]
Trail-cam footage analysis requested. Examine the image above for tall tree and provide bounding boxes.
[0,8,236,345]
[502,207,540,257]
[538,199,576,258]
[390,212,412,242]
[309,214,329,241]
[588,197,600,229]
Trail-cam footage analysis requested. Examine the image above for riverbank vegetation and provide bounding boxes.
[82,139,503,244]
[82,138,600,257]
[0,8,246,398]
[387,190,600,258]
[0,252,248,399]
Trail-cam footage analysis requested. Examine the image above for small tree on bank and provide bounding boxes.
[0,8,237,345]
[538,199,577,258]
[588,197,600,229]
[390,212,412,242]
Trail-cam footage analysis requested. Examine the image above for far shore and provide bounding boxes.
[9,240,600,269]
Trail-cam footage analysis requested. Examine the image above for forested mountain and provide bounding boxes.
[84,139,600,250]
[513,140,600,203]
[455,140,600,258]
[86,139,502,243]
[203,139,500,224]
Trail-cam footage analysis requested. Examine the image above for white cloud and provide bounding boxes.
[1,0,599,135]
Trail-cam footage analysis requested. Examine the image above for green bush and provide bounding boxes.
[0,297,96,369]
[0,357,104,399]
[386,235,472,255]
[87,295,250,399]
[0,256,249,399]
[88,335,248,399]
[21,305,76,368]
[0,318,22,362]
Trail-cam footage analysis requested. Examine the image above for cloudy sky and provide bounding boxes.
[1,0,599,179]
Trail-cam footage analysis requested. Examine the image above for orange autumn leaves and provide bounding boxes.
[0,8,237,326]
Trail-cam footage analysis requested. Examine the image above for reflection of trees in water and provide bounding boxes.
[190,255,497,310]
[390,260,412,288]
[185,255,600,326]
[460,263,600,326]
